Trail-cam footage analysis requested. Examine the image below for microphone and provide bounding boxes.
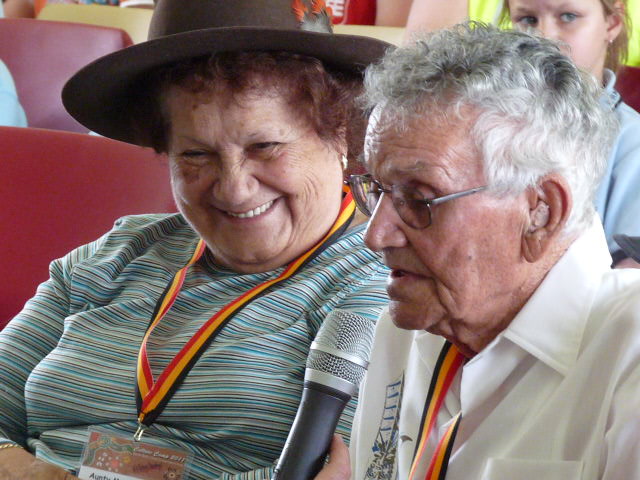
[272,309,376,480]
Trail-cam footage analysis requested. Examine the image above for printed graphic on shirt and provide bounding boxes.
[364,374,404,480]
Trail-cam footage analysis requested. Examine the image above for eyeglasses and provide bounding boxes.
[347,174,487,229]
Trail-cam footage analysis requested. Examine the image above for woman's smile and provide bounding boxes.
[225,199,276,219]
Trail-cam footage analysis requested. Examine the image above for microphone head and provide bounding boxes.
[305,310,376,396]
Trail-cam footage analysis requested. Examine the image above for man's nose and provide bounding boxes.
[364,194,408,251]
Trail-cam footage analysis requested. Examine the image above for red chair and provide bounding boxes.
[0,18,133,133]
[0,127,176,326]
[616,66,640,112]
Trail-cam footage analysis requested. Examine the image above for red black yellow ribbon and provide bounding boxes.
[134,187,356,432]
[409,341,466,480]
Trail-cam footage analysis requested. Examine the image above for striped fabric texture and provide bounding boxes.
[0,214,389,479]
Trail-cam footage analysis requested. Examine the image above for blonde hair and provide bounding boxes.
[501,0,631,73]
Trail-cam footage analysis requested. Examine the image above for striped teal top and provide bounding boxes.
[0,214,389,479]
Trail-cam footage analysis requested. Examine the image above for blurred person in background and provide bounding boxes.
[0,60,27,126]
[401,0,640,66]
[328,0,413,26]
[0,0,391,478]
[0,0,28,125]
[504,0,640,267]
[2,0,34,17]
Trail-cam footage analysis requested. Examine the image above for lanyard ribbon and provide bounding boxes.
[134,187,356,436]
[409,341,466,480]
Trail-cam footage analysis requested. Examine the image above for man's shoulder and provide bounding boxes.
[584,270,640,357]
[592,269,640,325]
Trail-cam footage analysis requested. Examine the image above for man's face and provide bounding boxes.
[364,107,533,356]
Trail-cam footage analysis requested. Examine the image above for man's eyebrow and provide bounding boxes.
[375,156,426,178]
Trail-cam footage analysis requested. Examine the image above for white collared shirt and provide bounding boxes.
[350,221,640,480]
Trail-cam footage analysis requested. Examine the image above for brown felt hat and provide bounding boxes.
[62,0,393,146]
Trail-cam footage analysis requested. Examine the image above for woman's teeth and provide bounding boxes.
[227,200,274,219]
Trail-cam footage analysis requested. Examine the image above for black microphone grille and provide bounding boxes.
[305,310,376,393]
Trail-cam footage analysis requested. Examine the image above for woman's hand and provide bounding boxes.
[314,435,352,480]
[0,447,80,480]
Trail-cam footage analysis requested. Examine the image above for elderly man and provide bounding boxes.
[317,23,640,480]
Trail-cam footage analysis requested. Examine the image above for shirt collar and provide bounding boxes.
[600,68,620,111]
[501,220,611,376]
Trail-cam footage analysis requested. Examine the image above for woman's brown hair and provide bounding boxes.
[128,51,366,170]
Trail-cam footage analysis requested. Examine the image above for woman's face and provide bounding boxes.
[165,84,345,274]
[508,0,622,82]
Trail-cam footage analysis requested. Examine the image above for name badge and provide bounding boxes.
[77,429,192,480]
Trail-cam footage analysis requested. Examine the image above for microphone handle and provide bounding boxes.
[272,382,351,480]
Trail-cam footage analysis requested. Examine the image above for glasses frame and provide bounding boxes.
[346,174,487,229]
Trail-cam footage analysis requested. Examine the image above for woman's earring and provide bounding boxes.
[341,155,348,170]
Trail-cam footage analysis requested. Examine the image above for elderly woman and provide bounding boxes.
[318,23,640,480]
[0,1,391,479]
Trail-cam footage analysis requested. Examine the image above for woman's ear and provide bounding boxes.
[521,174,572,263]
[606,1,624,43]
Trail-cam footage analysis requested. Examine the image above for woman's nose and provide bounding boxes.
[364,194,408,251]
[212,153,258,204]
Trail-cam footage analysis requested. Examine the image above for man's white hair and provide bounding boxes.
[362,23,619,234]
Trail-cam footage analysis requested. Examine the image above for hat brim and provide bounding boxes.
[62,27,392,146]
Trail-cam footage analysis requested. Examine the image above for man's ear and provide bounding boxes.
[521,174,572,263]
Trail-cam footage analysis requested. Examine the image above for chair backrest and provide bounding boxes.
[0,18,133,133]
[37,3,153,43]
[616,66,640,112]
[0,126,176,326]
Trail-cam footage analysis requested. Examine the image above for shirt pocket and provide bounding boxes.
[481,458,584,480]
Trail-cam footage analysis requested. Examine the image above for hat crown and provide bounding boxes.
[149,0,328,39]
[63,0,391,145]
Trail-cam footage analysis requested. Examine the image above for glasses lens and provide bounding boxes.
[351,176,381,217]
[393,184,432,228]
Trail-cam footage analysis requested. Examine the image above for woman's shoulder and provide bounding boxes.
[100,212,194,249]
[326,223,385,268]
[58,213,197,273]
[310,223,389,296]
[110,212,189,234]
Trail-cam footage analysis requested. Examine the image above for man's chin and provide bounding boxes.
[388,301,437,331]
